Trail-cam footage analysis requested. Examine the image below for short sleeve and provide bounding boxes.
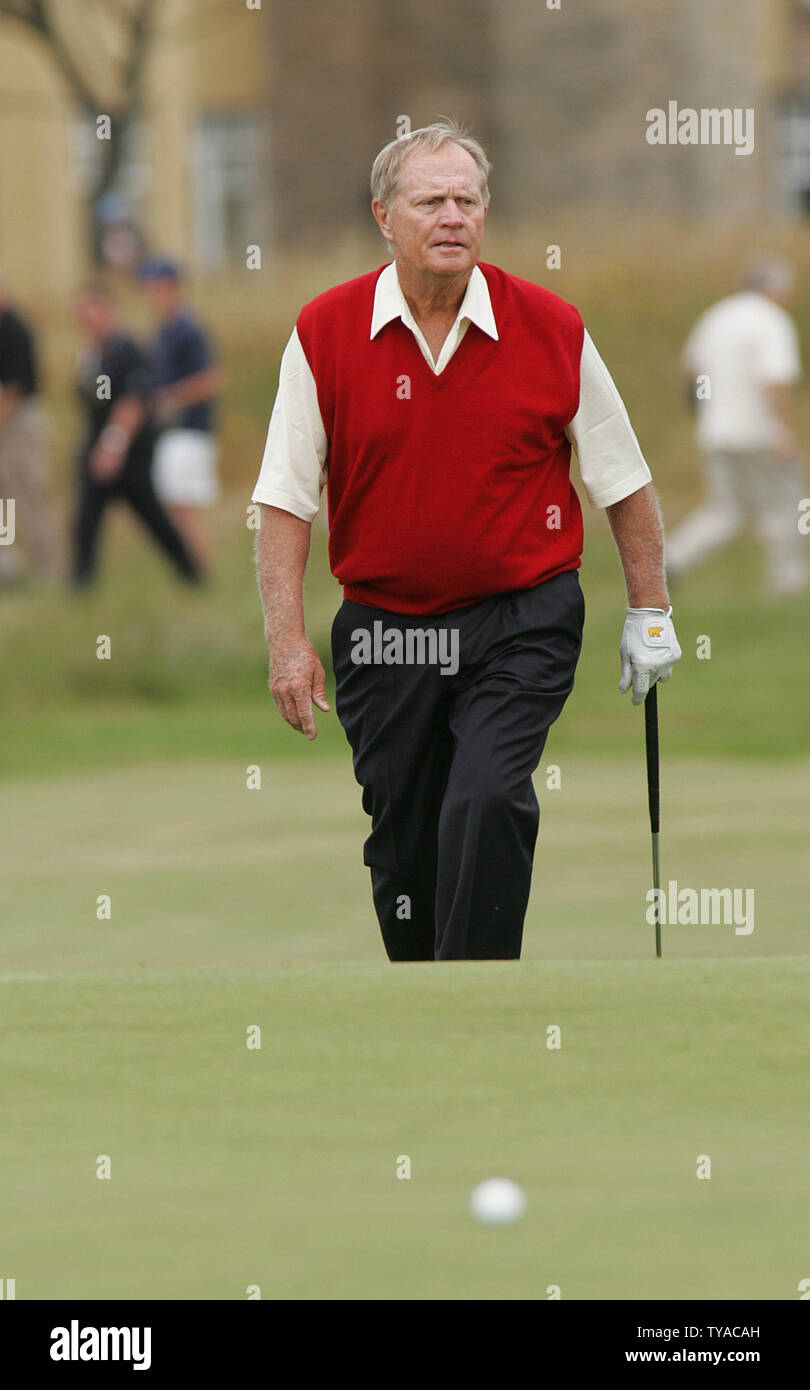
[178,321,213,376]
[565,330,652,509]
[251,327,327,522]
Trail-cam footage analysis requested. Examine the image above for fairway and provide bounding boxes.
[2,753,808,1299]
[1,960,807,1300]
[2,753,807,969]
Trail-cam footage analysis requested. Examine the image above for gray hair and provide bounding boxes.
[740,254,795,298]
[370,119,491,209]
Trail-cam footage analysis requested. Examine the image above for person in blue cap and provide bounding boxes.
[139,258,222,574]
[72,281,202,588]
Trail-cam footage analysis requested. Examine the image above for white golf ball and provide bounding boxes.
[469,1177,527,1226]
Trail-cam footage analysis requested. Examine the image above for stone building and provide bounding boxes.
[268,0,784,240]
[0,0,808,302]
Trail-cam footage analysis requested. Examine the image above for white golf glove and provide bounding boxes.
[619,606,682,705]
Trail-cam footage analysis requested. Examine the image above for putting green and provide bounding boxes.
[1,960,807,1300]
[1,755,808,1298]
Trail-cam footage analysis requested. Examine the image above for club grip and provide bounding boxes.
[644,684,660,834]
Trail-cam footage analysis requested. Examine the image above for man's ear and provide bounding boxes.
[371,198,394,244]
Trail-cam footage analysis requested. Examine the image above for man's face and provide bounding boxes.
[75,293,111,339]
[142,277,180,314]
[373,144,488,281]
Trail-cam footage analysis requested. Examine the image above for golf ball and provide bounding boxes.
[469,1177,527,1226]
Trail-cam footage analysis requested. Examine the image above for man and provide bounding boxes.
[139,258,222,575]
[0,271,59,584]
[667,255,806,597]
[253,120,681,962]
[72,282,202,588]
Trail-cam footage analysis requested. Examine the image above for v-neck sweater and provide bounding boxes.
[296,261,585,615]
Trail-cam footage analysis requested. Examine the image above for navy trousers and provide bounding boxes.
[73,455,202,588]
[331,569,585,961]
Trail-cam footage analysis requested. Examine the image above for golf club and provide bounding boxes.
[645,682,662,958]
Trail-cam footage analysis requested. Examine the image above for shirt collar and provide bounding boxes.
[370,261,499,342]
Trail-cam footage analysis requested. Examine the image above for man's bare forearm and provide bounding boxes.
[159,366,223,412]
[606,483,670,609]
[256,504,312,647]
[256,503,330,740]
[106,395,144,442]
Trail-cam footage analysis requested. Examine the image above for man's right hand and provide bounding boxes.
[269,635,330,740]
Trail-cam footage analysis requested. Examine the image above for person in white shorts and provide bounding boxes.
[139,258,222,574]
[667,255,806,597]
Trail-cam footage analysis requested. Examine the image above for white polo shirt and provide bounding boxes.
[252,262,652,520]
[683,291,802,451]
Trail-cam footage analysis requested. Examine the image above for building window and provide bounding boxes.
[775,95,810,212]
[191,112,267,269]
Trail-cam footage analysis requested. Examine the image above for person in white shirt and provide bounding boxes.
[667,256,806,596]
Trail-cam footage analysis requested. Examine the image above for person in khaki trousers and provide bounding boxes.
[668,256,806,598]
[0,273,60,585]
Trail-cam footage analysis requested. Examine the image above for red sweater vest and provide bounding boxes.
[296,261,584,615]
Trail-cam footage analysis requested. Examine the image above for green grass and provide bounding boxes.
[2,961,808,1300]
[1,755,807,971]
[1,751,806,1297]
[3,231,809,1300]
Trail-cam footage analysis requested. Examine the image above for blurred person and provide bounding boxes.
[253,120,681,963]
[667,255,806,597]
[95,193,145,276]
[138,259,222,574]
[0,271,59,584]
[72,282,202,588]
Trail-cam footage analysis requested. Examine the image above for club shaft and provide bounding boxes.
[644,685,662,958]
[651,829,661,958]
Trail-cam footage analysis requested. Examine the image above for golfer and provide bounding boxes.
[253,121,681,961]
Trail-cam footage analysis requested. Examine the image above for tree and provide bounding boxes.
[0,0,156,260]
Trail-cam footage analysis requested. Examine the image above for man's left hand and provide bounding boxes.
[619,606,682,705]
